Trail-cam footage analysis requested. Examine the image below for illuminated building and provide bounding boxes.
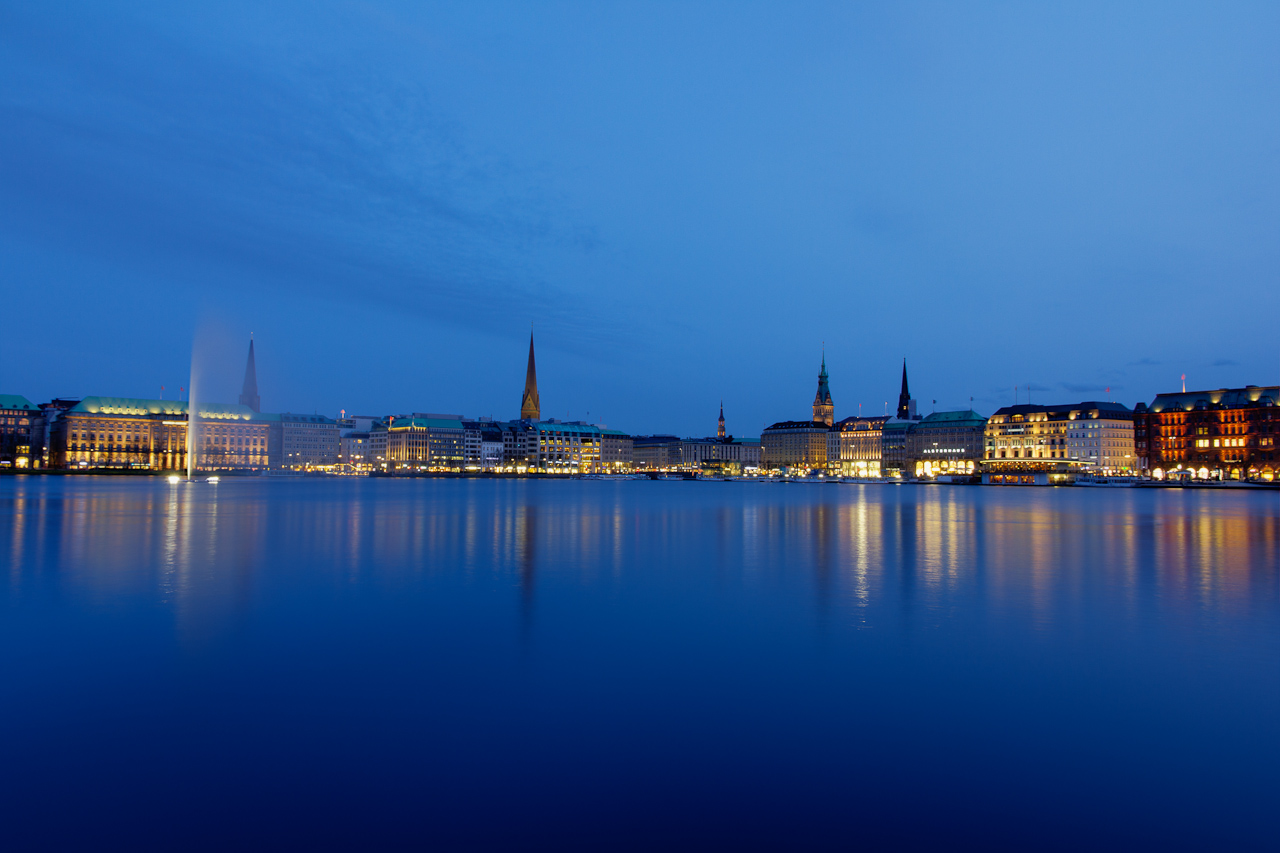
[52,396,269,471]
[338,431,372,471]
[982,401,1134,483]
[1140,385,1278,481]
[812,351,834,427]
[717,401,726,439]
[762,420,829,471]
[373,415,464,472]
[829,416,887,477]
[600,429,634,471]
[533,421,602,472]
[239,336,261,412]
[880,419,914,478]
[520,333,540,421]
[0,395,44,469]
[909,410,987,478]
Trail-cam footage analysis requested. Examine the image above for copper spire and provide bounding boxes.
[520,332,540,421]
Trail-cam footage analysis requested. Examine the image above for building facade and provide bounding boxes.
[633,435,683,470]
[600,429,634,471]
[51,396,269,471]
[268,414,340,470]
[761,420,829,471]
[830,415,887,477]
[373,415,465,472]
[983,401,1134,482]
[908,409,987,478]
[0,395,44,469]
[1139,385,1278,481]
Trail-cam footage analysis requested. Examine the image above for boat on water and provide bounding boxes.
[1075,476,1140,487]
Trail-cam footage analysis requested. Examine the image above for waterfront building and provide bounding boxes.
[520,333,541,421]
[677,436,761,472]
[982,401,1134,483]
[239,336,261,412]
[829,416,887,477]
[762,420,829,471]
[633,435,683,470]
[52,396,269,471]
[268,413,340,470]
[673,405,762,473]
[480,425,506,470]
[501,421,538,468]
[909,410,987,478]
[460,419,509,470]
[338,431,373,471]
[532,421,603,472]
[880,419,914,478]
[600,429,634,471]
[812,352,834,427]
[38,398,80,467]
[1139,385,1278,481]
[1064,404,1136,473]
[373,415,465,472]
[0,395,44,468]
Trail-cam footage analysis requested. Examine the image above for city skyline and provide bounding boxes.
[4,3,1280,436]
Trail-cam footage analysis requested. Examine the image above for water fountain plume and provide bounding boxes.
[186,361,200,480]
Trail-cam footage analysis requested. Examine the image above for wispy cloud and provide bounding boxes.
[0,7,624,349]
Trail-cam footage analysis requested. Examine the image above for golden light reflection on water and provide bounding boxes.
[2,479,1277,639]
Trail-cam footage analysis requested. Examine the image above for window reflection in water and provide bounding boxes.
[2,479,1277,643]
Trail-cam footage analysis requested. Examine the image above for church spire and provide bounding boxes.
[717,400,726,439]
[812,346,833,427]
[897,358,912,420]
[520,331,540,421]
[239,335,260,412]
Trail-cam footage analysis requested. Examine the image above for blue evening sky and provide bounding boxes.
[3,2,1278,435]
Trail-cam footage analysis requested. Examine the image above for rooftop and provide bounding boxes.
[67,396,269,421]
[0,394,37,412]
[1149,385,1279,413]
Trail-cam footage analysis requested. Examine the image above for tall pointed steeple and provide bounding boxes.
[520,331,540,421]
[897,358,912,420]
[239,335,260,412]
[717,400,726,439]
[812,347,834,427]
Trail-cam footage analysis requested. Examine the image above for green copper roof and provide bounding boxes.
[68,396,270,421]
[917,409,988,428]
[0,394,37,412]
[385,417,464,430]
[535,422,605,435]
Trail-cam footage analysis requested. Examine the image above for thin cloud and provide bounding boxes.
[0,8,626,350]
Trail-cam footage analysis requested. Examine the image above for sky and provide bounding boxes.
[3,1,1279,436]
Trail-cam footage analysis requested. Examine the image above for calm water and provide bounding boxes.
[2,477,1278,850]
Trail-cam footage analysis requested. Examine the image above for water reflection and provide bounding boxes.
[2,478,1278,640]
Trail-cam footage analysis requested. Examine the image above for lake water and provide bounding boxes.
[2,476,1278,850]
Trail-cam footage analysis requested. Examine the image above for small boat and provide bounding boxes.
[1075,476,1139,487]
